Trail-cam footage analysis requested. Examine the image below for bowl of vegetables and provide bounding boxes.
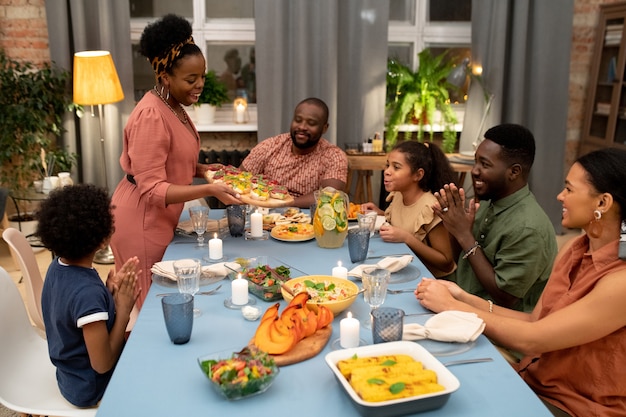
[280,275,359,315]
[198,347,279,400]
[226,256,305,301]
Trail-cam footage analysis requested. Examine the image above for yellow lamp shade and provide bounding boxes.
[73,51,124,105]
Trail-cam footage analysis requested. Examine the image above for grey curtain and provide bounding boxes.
[45,0,134,191]
[254,0,389,147]
[462,0,574,232]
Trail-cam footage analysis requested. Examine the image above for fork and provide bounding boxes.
[156,284,222,297]
[387,288,415,294]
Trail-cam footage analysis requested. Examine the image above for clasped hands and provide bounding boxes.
[432,183,479,237]
[415,277,464,313]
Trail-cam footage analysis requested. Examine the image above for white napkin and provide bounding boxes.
[348,255,413,278]
[374,215,387,231]
[402,311,485,343]
[150,260,241,282]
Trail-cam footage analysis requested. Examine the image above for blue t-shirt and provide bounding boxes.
[41,258,116,407]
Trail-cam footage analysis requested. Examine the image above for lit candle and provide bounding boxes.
[340,312,360,348]
[232,273,248,305]
[332,261,348,279]
[235,103,245,123]
[251,210,263,237]
[208,233,223,260]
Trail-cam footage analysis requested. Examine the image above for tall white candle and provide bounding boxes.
[208,233,223,259]
[232,273,248,305]
[332,261,348,279]
[251,210,263,237]
[340,312,360,348]
[235,103,246,123]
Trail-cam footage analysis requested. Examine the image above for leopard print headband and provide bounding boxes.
[150,36,195,82]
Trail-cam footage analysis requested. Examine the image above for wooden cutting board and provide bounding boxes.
[250,325,332,366]
[239,193,294,208]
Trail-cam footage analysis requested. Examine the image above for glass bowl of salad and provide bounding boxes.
[198,347,279,400]
[226,256,306,301]
[280,275,359,315]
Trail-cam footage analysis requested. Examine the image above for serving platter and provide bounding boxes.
[325,341,460,417]
[270,223,315,242]
[239,193,294,208]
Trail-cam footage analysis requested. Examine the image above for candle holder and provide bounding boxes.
[232,97,249,124]
[244,230,269,240]
[330,337,367,351]
[223,297,257,310]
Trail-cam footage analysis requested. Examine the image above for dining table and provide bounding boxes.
[95,209,551,417]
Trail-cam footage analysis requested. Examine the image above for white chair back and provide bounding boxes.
[0,266,97,416]
[2,227,45,332]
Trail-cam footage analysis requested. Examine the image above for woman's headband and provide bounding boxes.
[150,36,195,82]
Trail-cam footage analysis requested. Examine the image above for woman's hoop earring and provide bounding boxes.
[588,209,603,239]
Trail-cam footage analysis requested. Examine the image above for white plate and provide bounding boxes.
[351,263,421,284]
[325,341,460,417]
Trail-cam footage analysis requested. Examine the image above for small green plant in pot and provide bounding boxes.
[385,49,460,153]
[194,70,229,124]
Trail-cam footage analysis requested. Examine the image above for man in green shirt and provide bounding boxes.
[433,124,557,312]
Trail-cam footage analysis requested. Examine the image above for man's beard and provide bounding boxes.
[290,132,319,149]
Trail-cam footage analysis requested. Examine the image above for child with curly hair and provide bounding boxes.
[361,141,457,277]
[38,184,139,407]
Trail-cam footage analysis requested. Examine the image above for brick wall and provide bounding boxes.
[0,0,49,65]
[0,0,618,170]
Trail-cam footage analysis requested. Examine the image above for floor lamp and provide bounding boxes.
[73,51,124,264]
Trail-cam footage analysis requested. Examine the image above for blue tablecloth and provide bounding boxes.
[96,210,550,417]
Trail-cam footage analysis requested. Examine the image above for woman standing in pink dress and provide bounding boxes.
[111,14,240,309]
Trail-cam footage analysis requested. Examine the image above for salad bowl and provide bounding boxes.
[280,275,359,315]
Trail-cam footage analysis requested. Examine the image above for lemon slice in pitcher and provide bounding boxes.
[321,216,337,231]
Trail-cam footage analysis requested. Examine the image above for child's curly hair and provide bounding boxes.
[35,184,113,261]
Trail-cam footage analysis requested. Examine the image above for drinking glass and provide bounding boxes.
[372,307,405,344]
[226,205,246,237]
[161,293,194,344]
[173,258,202,317]
[347,226,370,263]
[189,206,210,247]
[361,267,390,329]
[357,211,377,237]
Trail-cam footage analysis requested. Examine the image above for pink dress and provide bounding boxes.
[110,92,199,309]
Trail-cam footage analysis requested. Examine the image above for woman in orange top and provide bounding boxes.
[110,15,240,309]
[417,148,626,417]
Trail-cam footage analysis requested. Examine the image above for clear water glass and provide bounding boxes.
[189,206,210,247]
[173,258,202,317]
[361,267,390,328]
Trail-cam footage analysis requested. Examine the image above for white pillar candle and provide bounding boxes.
[332,261,348,279]
[232,273,249,305]
[208,233,223,259]
[340,312,360,348]
[235,103,246,123]
[251,210,263,237]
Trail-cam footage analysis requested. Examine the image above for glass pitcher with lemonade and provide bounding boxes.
[312,187,349,248]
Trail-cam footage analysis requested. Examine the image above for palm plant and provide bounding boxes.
[385,49,460,153]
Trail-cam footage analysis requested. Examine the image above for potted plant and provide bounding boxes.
[385,48,460,153]
[0,49,73,219]
[194,70,229,124]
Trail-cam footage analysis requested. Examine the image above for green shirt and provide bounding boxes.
[453,185,557,312]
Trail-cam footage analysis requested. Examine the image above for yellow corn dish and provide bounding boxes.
[336,355,445,402]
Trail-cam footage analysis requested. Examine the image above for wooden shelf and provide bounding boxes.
[580,2,626,154]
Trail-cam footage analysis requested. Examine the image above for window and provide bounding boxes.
[129,1,470,104]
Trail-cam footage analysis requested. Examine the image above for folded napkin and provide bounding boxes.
[176,218,228,235]
[375,215,387,231]
[151,260,241,282]
[348,255,413,278]
[402,311,485,343]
